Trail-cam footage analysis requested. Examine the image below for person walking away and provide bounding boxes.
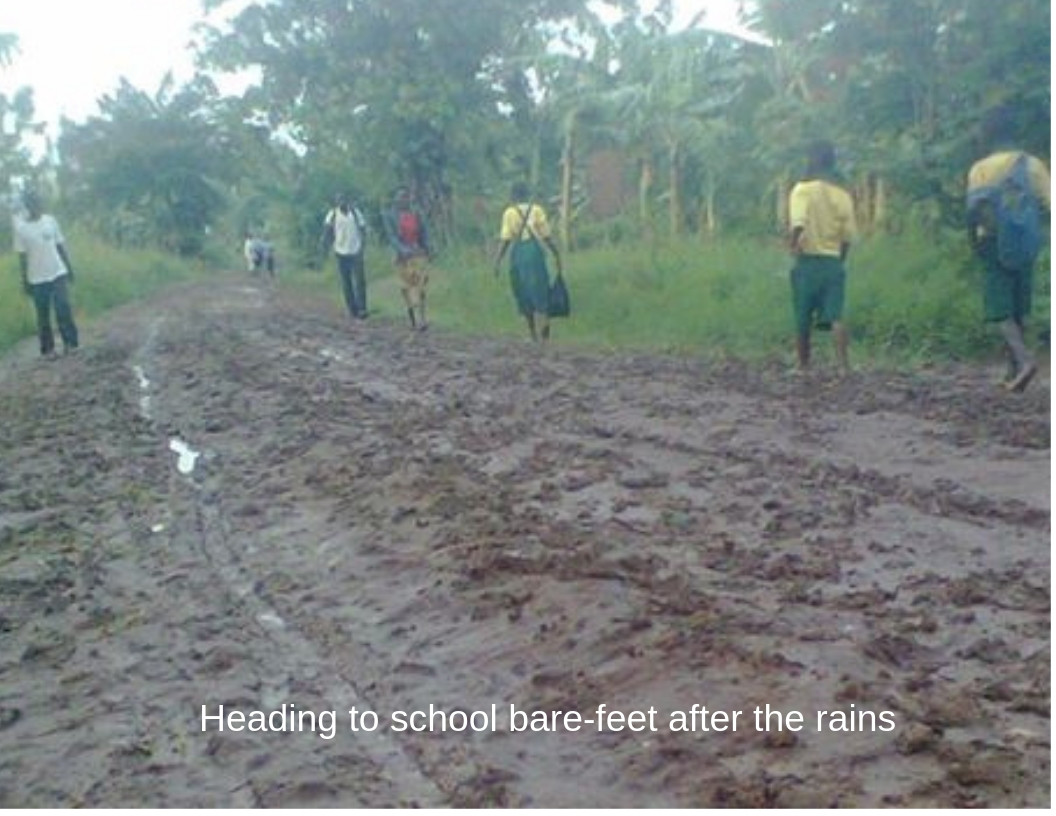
[383,187,432,331]
[260,234,277,279]
[492,181,563,342]
[787,140,857,375]
[966,105,1051,392]
[14,190,80,359]
[322,194,368,319]
[243,232,260,272]
[244,233,270,275]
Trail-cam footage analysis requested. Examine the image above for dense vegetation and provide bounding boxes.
[0,0,1049,359]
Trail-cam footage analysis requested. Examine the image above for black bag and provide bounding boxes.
[548,272,571,318]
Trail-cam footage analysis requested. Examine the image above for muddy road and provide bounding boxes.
[0,278,1048,806]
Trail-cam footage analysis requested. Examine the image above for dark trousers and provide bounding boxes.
[337,253,367,317]
[31,277,79,355]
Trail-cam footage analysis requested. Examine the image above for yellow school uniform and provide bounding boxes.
[788,179,857,257]
[500,203,552,242]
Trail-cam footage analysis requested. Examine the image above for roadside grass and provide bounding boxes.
[284,227,1047,367]
[418,226,1041,366]
[0,228,205,354]
[3,226,1045,368]
[427,237,792,355]
[849,229,996,363]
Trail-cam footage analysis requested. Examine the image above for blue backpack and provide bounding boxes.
[967,153,1042,269]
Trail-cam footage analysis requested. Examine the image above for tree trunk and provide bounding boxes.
[703,176,717,237]
[668,140,681,239]
[638,156,654,240]
[530,124,542,191]
[874,176,887,232]
[854,174,871,232]
[560,117,574,253]
[638,157,653,224]
[775,174,789,233]
[854,173,887,234]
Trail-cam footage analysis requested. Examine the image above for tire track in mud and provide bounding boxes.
[172,464,445,806]
[576,417,1048,532]
[0,295,444,806]
[169,284,1047,806]
[129,292,447,806]
[0,279,1049,807]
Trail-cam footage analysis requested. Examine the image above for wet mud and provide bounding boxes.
[0,279,1048,806]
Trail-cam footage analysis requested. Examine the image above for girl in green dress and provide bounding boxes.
[493,182,563,342]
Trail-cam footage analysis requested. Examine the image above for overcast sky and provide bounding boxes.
[1,0,758,136]
[2,0,206,126]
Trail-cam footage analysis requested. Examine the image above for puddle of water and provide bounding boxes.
[257,611,287,629]
[169,438,200,475]
[132,365,152,419]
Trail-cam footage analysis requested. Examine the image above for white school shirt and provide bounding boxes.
[14,214,69,284]
[324,207,365,256]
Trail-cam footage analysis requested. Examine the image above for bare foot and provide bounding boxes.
[1006,361,1038,393]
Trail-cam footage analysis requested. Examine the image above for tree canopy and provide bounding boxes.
[2,0,1049,258]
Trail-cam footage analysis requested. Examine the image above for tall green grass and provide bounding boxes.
[280,227,1047,364]
[3,224,1042,367]
[850,229,990,361]
[0,228,205,354]
[427,237,792,354]
[415,226,1039,364]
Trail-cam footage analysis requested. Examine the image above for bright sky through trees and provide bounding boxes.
[0,0,757,133]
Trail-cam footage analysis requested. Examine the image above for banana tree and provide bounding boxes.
[57,76,236,254]
[609,25,756,238]
[530,45,614,252]
[0,33,17,67]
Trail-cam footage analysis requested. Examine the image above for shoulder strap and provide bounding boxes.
[1010,152,1031,186]
[516,203,536,242]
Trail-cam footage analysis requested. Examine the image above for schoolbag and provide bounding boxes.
[967,153,1042,269]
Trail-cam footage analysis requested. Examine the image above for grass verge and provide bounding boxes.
[0,229,206,355]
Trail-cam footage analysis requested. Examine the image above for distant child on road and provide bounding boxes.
[383,187,432,331]
[243,232,275,277]
[244,232,262,272]
[322,194,368,320]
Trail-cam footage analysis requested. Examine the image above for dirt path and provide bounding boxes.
[0,278,1048,806]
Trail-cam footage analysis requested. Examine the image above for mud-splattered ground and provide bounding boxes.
[0,278,1048,807]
